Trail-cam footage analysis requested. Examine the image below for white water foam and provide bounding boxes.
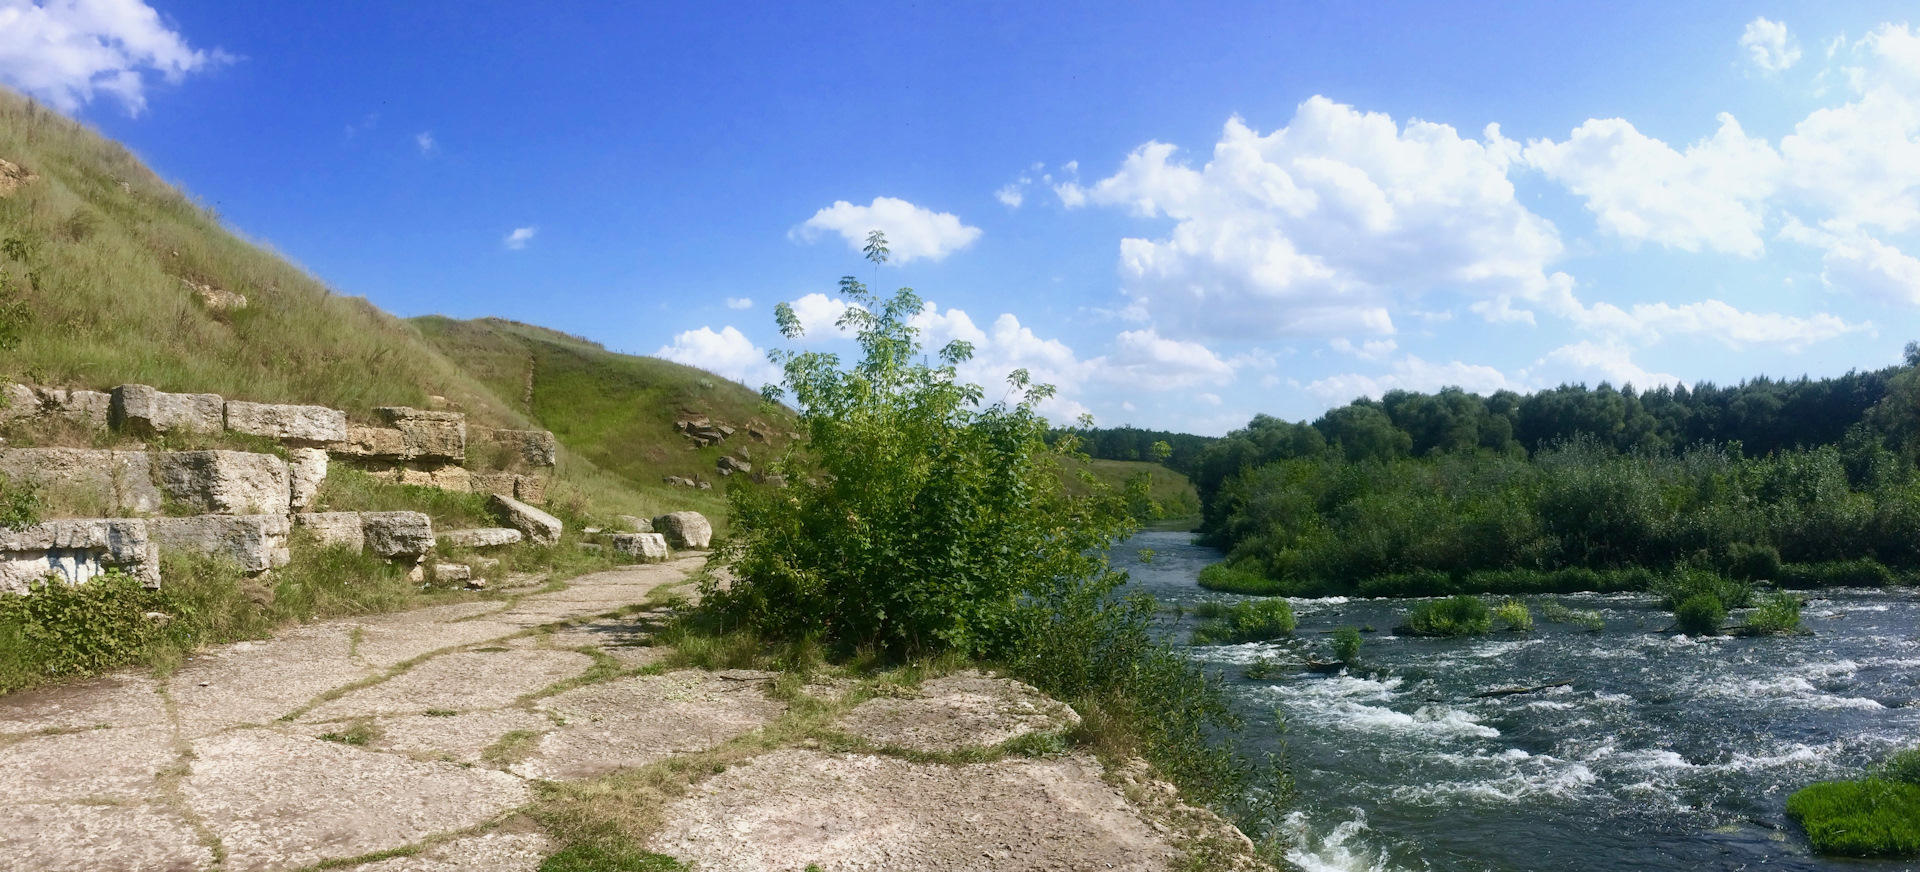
[1282,810,1412,872]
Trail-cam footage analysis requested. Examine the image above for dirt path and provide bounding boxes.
[0,560,1238,872]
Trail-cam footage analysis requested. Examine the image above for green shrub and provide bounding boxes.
[1726,542,1782,581]
[0,572,167,688]
[1190,599,1297,645]
[1787,778,1920,857]
[1401,595,1492,637]
[1492,598,1533,632]
[1779,559,1896,589]
[1741,592,1802,634]
[1197,562,1291,596]
[1880,747,1920,786]
[1674,594,1727,636]
[1654,568,1752,610]
[1331,626,1362,663]
[1540,601,1609,633]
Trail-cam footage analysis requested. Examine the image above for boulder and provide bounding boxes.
[149,515,291,574]
[609,532,670,563]
[157,450,291,515]
[293,512,364,551]
[223,400,348,444]
[361,512,435,558]
[513,473,548,503]
[333,424,407,457]
[376,407,466,461]
[361,460,472,492]
[716,455,751,475]
[287,447,328,511]
[110,385,224,434]
[0,518,160,593]
[617,515,651,533]
[433,563,471,583]
[438,528,523,549]
[40,387,111,428]
[488,429,557,467]
[0,448,161,514]
[650,512,712,550]
[491,494,561,546]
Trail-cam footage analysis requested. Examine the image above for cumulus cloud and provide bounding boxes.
[654,326,781,388]
[1523,114,1782,256]
[1095,329,1236,389]
[1304,355,1517,404]
[1531,341,1683,389]
[793,196,982,263]
[782,292,860,339]
[503,226,536,250]
[1782,220,1920,305]
[415,131,436,154]
[995,184,1024,208]
[0,0,223,114]
[1741,17,1802,72]
[1059,98,1562,340]
[1778,24,1920,236]
[725,297,753,310]
[1330,337,1397,361]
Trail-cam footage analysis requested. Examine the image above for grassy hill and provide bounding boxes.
[1061,457,1202,530]
[411,316,793,524]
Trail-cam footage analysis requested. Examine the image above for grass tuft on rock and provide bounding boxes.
[1674,594,1726,637]
[1787,778,1920,858]
[1400,595,1492,637]
[1189,599,1296,645]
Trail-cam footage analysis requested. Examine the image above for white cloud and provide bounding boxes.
[783,292,861,339]
[1783,220,1920,305]
[0,0,223,114]
[1330,337,1397,361]
[503,226,536,250]
[1304,355,1517,404]
[1196,392,1222,405]
[1778,24,1920,236]
[1506,273,1867,350]
[1060,99,1562,340]
[1530,341,1683,389]
[1523,114,1782,256]
[1741,17,1802,72]
[793,196,982,263]
[995,184,1024,208]
[1094,329,1236,389]
[654,326,781,387]
[725,297,753,310]
[415,131,436,154]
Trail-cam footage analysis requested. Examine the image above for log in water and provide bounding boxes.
[1120,531,1920,872]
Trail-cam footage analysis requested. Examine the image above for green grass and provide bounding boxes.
[1400,595,1493,637]
[1197,562,1291,596]
[1060,457,1201,523]
[309,466,497,529]
[1740,592,1803,635]
[1787,778,1920,857]
[1674,594,1727,636]
[1189,599,1296,645]
[1492,598,1532,632]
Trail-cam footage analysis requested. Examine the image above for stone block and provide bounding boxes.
[491,494,561,546]
[609,532,670,563]
[362,460,471,492]
[0,448,161,515]
[0,518,160,593]
[361,512,434,558]
[287,448,327,511]
[433,563,471,583]
[223,401,347,444]
[39,388,111,428]
[489,429,557,467]
[650,511,712,550]
[513,473,547,504]
[293,512,364,552]
[618,515,651,533]
[438,528,523,549]
[109,385,224,434]
[377,407,466,461]
[332,425,407,458]
[157,451,291,515]
[149,515,290,574]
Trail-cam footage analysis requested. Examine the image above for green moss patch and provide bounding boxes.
[1787,778,1920,858]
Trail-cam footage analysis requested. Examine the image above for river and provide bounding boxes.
[1118,531,1920,872]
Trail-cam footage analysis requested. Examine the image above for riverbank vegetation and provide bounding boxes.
[1788,747,1920,858]
[698,237,1286,852]
[1189,351,1920,597]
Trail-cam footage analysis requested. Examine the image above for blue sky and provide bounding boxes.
[5,1,1920,434]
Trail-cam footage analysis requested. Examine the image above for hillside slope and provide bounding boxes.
[412,316,793,521]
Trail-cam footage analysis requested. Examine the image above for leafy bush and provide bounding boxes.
[1401,595,1492,637]
[1190,599,1297,645]
[1741,592,1803,635]
[1726,542,1782,581]
[1654,568,1752,610]
[1492,598,1532,631]
[0,572,167,687]
[1331,626,1362,662]
[1674,594,1726,636]
[1787,778,1920,857]
[1779,559,1897,589]
[1539,601,1604,632]
[1197,562,1291,596]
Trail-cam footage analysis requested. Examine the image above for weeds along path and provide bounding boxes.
[0,560,1225,872]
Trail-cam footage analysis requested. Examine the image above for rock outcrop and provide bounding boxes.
[0,518,160,592]
[0,448,162,515]
[487,429,557,467]
[491,495,561,546]
[361,512,435,559]
[609,532,670,563]
[651,511,711,550]
[109,385,224,435]
[2,385,111,429]
[149,515,291,574]
[292,512,364,552]
[222,401,348,444]
[156,451,291,516]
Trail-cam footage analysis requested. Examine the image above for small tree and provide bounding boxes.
[711,233,1135,657]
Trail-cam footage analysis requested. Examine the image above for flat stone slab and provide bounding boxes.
[0,674,166,733]
[0,802,213,872]
[0,725,178,803]
[649,750,1174,871]
[838,671,1080,753]
[184,729,528,871]
[356,709,556,765]
[304,649,594,722]
[513,671,785,781]
[170,625,374,736]
[347,832,551,872]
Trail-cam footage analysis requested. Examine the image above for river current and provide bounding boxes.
[1118,531,1920,872]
